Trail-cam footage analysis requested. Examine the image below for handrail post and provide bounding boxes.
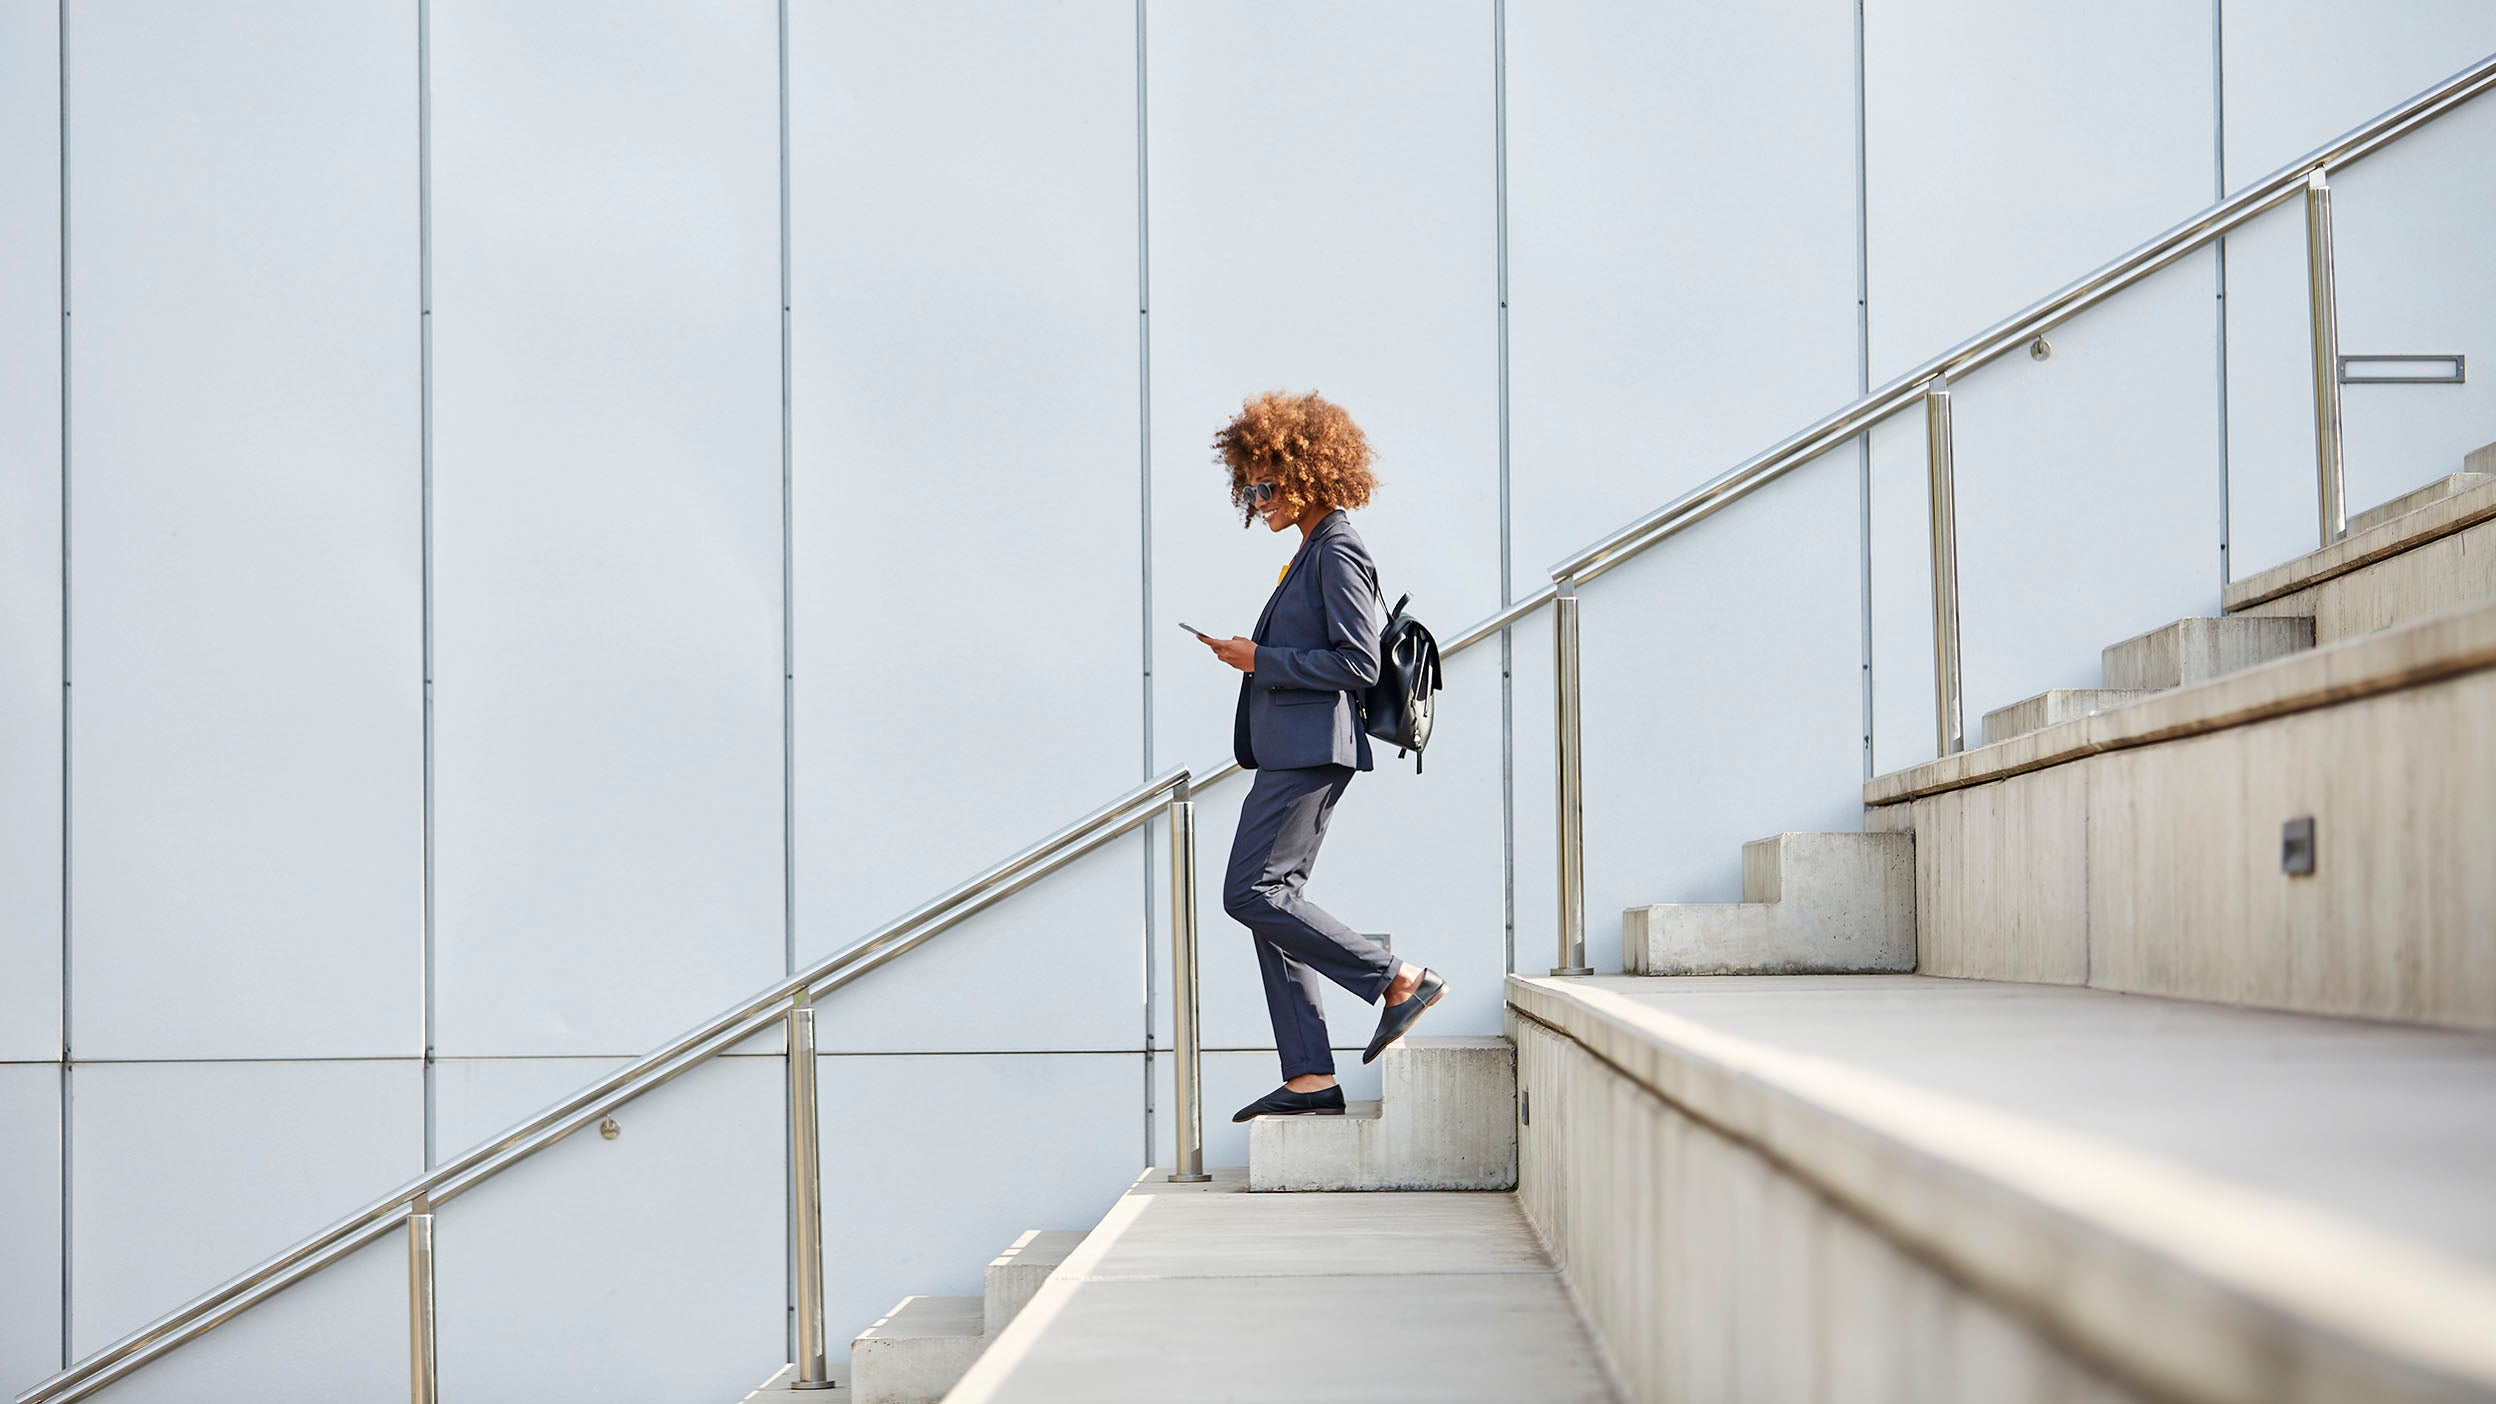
[1924,377,1966,757]
[2305,168,2348,544]
[1551,586,1592,975]
[405,1201,436,1404]
[786,1000,834,1389]
[1166,786,1211,1182]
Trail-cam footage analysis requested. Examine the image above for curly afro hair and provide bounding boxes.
[1212,389,1378,528]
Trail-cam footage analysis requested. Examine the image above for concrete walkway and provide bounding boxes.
[945,1168,1620,1403]
[1553,974,2496,1270]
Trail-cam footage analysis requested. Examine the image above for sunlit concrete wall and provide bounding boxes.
[3,1,2492,1396]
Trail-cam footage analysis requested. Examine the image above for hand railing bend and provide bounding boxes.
[24,46,2496,1404]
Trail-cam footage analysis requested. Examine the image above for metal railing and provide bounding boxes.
[22,47,2493,1404]
[20,767,1206,1403]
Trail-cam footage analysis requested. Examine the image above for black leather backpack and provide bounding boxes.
[1361,593,1442,772]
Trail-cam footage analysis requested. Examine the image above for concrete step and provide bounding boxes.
[2099,613,2312,691]
[1869,597,2496,1031]
[1248,1035,1517,1191]
[1506,973,2496,1404]
[1977,686,2152,746]
[2348,470,2494,535]
[850,1294,984,1404]
[983,1229,1086,1337]
[1623,831,1913,975]
[948,1168,1620,1402]
[2227,467,2496,646]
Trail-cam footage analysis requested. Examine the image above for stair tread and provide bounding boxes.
[2227,470,2496,613]
[2347,470,2494,536]
[856,1294,985,1343]
[1518,973,2496,1275]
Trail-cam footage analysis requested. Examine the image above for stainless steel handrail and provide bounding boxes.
[27,47,2495,1404]
[19,766,1198,1404]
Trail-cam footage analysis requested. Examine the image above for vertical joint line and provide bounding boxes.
[1133,0,1158,1166]
[58,0,74,1365]
[417,0,439,1172]
[1492,0,1517,971]
[2212,0,2232,590]
[777,0,796,981]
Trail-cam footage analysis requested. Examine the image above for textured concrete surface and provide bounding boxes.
[2347,471,2492,536]
[1979,687,2151,745]
[2238,507,2496,645]
[1625,831,1914,975]
[1509,975,2496,1404]
[2099,614,2311,691]
[948,1168,1618,1402]
[2227,469,2496,614]
[983,1229,1086,1337]
[850,1294,984,1404]
[1249,1036,1516,1191]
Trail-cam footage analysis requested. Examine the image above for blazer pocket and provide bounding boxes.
[1270,688,1334,706]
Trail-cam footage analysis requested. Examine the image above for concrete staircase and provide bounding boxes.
[740,1227,1088,1402]
[1623,831,1915,976]
[1248,1035,1517,1191]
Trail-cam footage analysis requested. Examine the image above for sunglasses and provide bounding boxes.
[1245,480,1279,505]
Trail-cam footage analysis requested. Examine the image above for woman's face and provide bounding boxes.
[1247,466,1298,532]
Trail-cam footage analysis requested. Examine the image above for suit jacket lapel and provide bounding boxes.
[1252,510,1346,643]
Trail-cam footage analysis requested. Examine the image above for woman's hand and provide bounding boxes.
[1203,634,1257,672]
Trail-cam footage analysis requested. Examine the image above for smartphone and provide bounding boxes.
[1176,621,1217,639]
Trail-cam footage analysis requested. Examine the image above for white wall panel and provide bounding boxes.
[0,1,62,1064]
[1505,0,1861,577]
[64,0,420,1061]
[1145,1,1501,778]
[2220,1,2496,183]
[2327,98,2496,517]
[434,1057,782,1402]
[1873,261,2224,775]
[1864,0,2213,382]
[815,1052,1140,1344]
[787,1,1145,972]
[1577,447,1864,969]
[429,1054,629,1161]
[807,836,1147,1054]
[2214,201,2319,583]
[69,1060,420,1356]
[1946,259,2225,725]
[428,0,785,1057]
[84,1235,403,1404]
[0,1066,61,1396]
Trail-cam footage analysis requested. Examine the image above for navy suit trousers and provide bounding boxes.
[1222,763,1397,1079]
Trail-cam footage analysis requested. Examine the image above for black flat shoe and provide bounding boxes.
[1361,968,1448,1064]
[1231,1084,1347,1123]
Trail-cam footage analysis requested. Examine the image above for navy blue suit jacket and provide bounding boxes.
[1233,509,1382,772]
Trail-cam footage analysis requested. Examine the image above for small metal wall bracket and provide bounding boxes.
[2028,335,2053,361]
[2282,816,2317,876]
[597,1117,621,1140]
[2338,353,2464,384]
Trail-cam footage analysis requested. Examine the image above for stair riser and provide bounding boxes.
[2101,616,2312,691]
[1628,832,1914,976]
[2233,511,2496,646]
[2346,472,2493,536]
[1249,1038,1517,1192]
[1978,688,2151,747]
[1883,662,2496,1031]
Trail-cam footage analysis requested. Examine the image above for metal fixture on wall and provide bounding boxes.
[2305,168,2348,544]
[1924,377,1965,758]
[2338,353,2465,384]
[2028,335,2052,361]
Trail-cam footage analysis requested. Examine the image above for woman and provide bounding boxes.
[1195,389,1446,1123]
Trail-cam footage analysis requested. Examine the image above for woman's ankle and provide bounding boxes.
[1283,1073,1337,1092]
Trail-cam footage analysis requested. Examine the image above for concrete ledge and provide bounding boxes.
[2348,471,2493,536]
[1980,687,2152,746]
[2226,472,2496,612]
[1867,597,2496,805]
[850,1295,983,1404]
[984,1230,1087,1337]
[1248,1036,1517,1191]
[1625,832,1914,975]
[1505,975,2496,1404]
[2101,615,2311,691]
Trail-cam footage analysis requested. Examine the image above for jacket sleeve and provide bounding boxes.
[1253,536,1381,692]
